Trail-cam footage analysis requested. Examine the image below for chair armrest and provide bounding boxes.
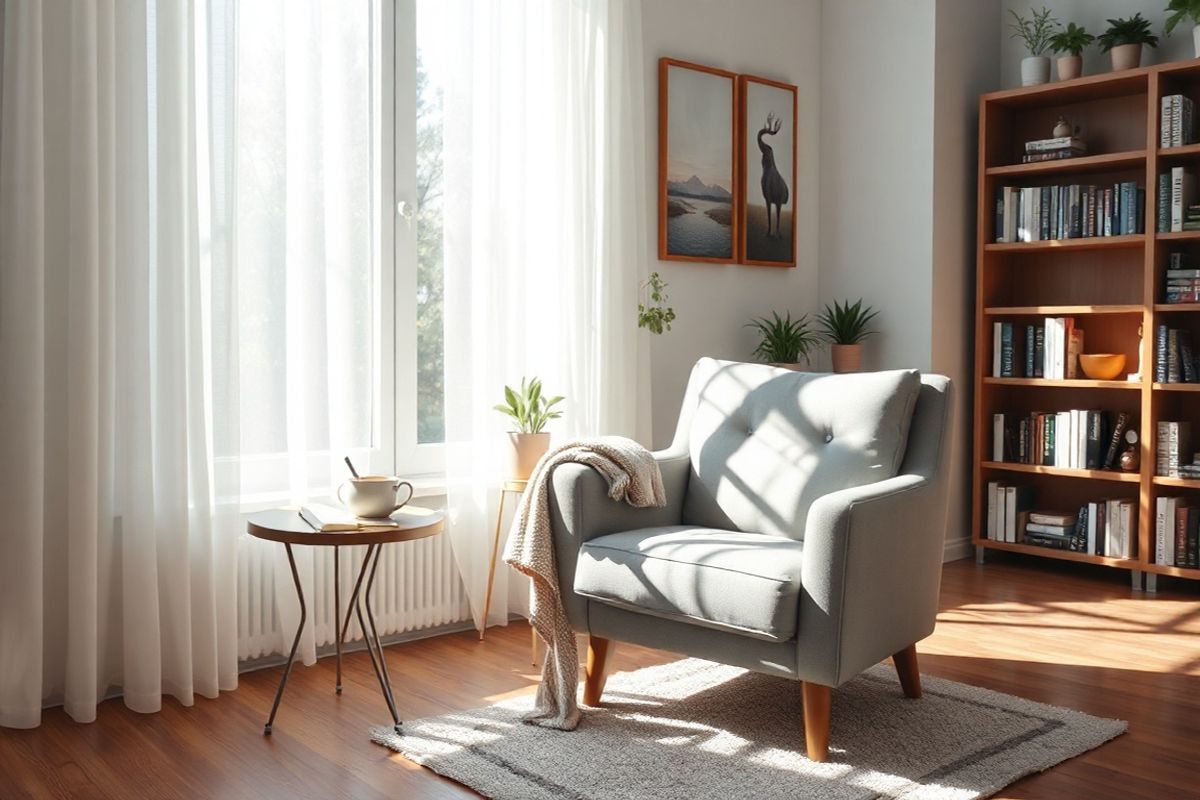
[796,473,947,686]
[547,449,689,630]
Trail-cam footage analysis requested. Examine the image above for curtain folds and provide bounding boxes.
[438,0,651,633]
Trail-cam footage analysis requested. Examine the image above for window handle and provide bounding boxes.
[397,200,415,227]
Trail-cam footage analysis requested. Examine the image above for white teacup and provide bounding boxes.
[336,476,414,519]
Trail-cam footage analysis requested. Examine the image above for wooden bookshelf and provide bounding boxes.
[973,60,1200,590]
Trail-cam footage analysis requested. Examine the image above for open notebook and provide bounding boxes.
[299,503,401,532]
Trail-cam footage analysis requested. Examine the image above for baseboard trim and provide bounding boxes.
[943,534,973,562]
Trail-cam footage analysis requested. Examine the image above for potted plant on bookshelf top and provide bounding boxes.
[1049,22,1094,81]
[1165,0,1200,58]
[1099,14,1159,71]
[493,376,564,480]
[1009,6,1057,86]
[817,299,879,374]
[746,311,820,370]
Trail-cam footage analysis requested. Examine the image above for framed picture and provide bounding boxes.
[658,58,738,263]
[737,74,797,267]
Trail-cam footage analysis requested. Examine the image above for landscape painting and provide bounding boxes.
[659,59,737,262]
[738,75,797,267]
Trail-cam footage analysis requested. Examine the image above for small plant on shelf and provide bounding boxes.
[638,271,676,334]
[1164,0,1200,58]
[494,377,564,480]
[817,299,879,373]
[746,311,820,368]
[1048,22,1094,81]
[1098,14,1159,71]
[1009,6,1058,86]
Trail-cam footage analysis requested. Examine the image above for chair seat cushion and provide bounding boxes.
[574,526,804,642]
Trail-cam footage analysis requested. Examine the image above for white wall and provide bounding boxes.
[818,0,1000,557]
[1000,0,1194,88]
[641,0,822,447]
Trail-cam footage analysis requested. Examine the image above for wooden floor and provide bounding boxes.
[3,555,1200,799]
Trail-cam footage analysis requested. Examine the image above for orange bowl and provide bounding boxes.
[1078,353,1126,381]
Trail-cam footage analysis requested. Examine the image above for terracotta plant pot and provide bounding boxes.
[1109,43,1141,71]
[506,432,551,481]
[1056,55,1082,81]
[1020,55,1051,86]
[830,344,863,374]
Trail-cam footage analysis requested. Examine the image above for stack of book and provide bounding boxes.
[995,182,1143,242]
[984,482,1033,542]
[1155,496,1200,567]
[990,318,1081,379]
[1160,94,1196,147]
[1155,421,1194,477]
[1154,325,1199,383]
[1021,135,1086,163]
[1156,167,1198,232]
[1164,252,1200,303]
[992,408,1128,470]
[1023,509,1077,549]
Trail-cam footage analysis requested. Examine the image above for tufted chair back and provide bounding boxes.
[672,359,923,541]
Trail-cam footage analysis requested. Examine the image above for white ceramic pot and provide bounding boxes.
[1110,43,1141,71]
[1193,25,1200,58]
[1021,56,1051,86]
[1056,55,1082,81]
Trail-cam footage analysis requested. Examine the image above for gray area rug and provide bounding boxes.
[371,658,1125,799]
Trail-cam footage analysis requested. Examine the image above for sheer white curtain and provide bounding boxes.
[0,0,382,727]
[434,0,652,632]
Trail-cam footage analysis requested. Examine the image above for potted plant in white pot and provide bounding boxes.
[746,311,820,370]
[817,299,879,374]
[1099,14,1159,71]
[1049,22,1094,81]
[1165,0,1200,58]
[1009,7,1057,86]
[493,376,564,480]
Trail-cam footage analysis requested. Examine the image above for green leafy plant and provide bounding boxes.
[493,377,564,434]
[1098,13,1159,51]
[817,299,880,345]
[1165,0,1200,36]
[638,272,676,334]
[746,312,820,364]
[1009,7,1058,56]
[1049,22,1095,56]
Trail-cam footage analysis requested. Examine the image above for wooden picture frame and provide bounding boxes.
[737,74,798,268]
[658,58,738,263]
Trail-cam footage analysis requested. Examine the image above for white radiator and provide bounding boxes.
[236,530,471,661]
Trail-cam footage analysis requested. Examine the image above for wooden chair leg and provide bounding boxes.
[582,636,612,706]
[892,643,922,699]
[801,681,831,762]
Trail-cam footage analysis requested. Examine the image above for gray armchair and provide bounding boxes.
[548,358,952,761]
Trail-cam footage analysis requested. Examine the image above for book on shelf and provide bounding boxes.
[1161,94,1196,148]
[992,408,1109,470]
[1006,499,1133,557]
[1155,421,1194,477]
[994,182,1143,243]
[1025,136,1086,154]
[298,503,401,532]
[1154,326,1200,383]
[1102,411,1131,470]
[1169,167,1197,232]
[983,483,1033,543]
[1155,496,1200,567]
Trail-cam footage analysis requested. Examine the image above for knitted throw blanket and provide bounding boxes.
[502,436,666,730]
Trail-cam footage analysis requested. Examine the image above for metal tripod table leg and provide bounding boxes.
[264,543,306,735]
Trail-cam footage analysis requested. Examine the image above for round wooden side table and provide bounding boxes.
[246,506,444,735]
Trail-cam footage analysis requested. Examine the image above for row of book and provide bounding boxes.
[1021,135,1085,163]
[1155,496,1200,567]
[1155,167,1198,232]
[984,484,1137,558]
[1160,94,1196,148]
[1153,326,1199,383]
[991,318,1083,380]
[994,183,1144,243]
[992,409,1130,471]
[1163,252,1200,303]
[1155,421,1196,478]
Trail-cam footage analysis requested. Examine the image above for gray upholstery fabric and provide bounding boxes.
[574,526,804,642]
[678,360,921,540]
[543,360,953,691]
